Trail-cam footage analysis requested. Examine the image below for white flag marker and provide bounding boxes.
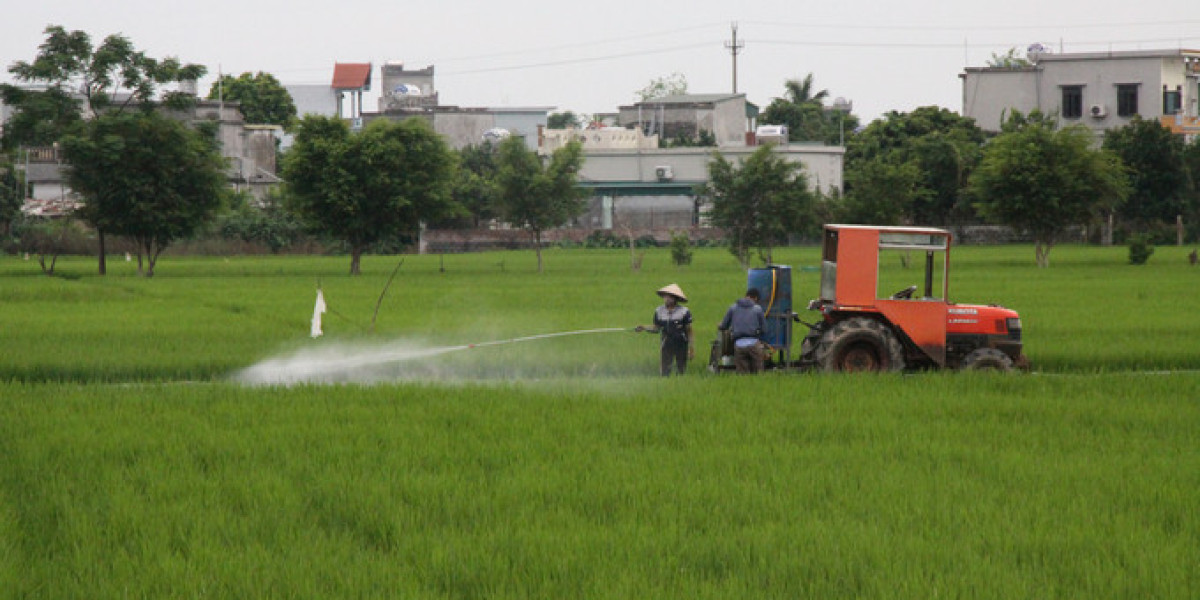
[311,289,327,338]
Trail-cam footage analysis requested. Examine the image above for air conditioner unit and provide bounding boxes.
[1089,104,1108,118]
[655,166,674,181]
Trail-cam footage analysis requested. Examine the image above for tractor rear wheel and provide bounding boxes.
[960,347,1014,371]
[815,317,905,373]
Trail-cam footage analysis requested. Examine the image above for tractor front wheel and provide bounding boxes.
[815,317,905,373]
[960,347,1014,371]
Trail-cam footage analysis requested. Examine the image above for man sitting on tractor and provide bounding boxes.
[718,288,767,374]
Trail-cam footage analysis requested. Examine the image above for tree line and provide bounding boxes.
[3,26,1199,275]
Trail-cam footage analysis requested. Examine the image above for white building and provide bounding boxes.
[961,48,1200,141]
[540,124,843,230]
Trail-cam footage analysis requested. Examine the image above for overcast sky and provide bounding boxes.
[3,0,1198,124]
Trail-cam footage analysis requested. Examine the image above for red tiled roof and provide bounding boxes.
[332,63,372,90]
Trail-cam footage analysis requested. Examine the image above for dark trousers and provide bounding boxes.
[660,341,688,376]
[734,343,764,374]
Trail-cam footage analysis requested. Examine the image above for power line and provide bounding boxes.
[441,42,715,76]
[751,36,1200,50]
[436,22,727,64]
[742,18,1200,33]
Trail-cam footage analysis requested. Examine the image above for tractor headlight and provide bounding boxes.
[1006,317,1022,339]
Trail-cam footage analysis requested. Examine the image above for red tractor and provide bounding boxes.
[710,224,1026,372]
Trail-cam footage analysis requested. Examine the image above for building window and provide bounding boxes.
[1061,86,1083,119]
[1117,84,1139,117]
[1163,85,1182,114]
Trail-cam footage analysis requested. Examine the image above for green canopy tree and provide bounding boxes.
[0,159,23,235]
[442,142,500,229]
[493,136,588,272]
[206,71,297,128]
[3,24,207,274]
[699,145,817,267]
[5,25,205,117]
[845,106,986,225]
[836,158,925,225]
[61,112,227,277]
[970,111,1130,267]
[1102,117,1188,231]
[0,87,82,151]
[547,112,581,129]
[283,116,458,275]
[759,73,858,144]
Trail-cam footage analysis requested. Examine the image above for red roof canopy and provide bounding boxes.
[332,63,372,91]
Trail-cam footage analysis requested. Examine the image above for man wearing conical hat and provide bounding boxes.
[635,283,694,376]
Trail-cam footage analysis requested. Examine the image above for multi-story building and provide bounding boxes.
[961,48,1200,141]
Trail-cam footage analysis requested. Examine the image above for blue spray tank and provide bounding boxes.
[747,265,792,349]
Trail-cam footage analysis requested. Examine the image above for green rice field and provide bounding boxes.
[1,245,1198,598]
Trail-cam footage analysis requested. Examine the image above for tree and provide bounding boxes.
[636,73,688,101]
[449,142,500,228]
[1102,117,1188,231]
[759,73,859,144]
[547,111,581,129]
[836,158,924,225]
[206,71,297,129]
[0,158,23,235]
[493,136,588,272]
[845,106,986,225]
[699,145,817,266]
[3,24,207,274]
[0,86,82,151]
[61,112,227,276]
[970,112,1130,267]
[283,116,458,275]
[5,25,205,117]
[987,47,1032,68]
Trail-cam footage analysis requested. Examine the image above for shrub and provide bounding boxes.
[669,230,693,266]
[1128,233,1155,265]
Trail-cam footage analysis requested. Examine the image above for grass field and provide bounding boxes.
[1,245,1198,598]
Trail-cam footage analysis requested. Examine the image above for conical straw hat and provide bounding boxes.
[656,283,688,302]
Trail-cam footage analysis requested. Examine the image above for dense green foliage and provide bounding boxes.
[206,71,297,128]
[699,145,817,266]
[61,111,227,276]
[1,247,1198,598]
[970,112,1131,267]
[283,116,458,274]
[1102,116,1190,231]
[4,24,205,117]
[439,142,500,229]
[547,111,581,129]
[0,85,82,151]
[493,137,588,272]
[842,106,986,225]
[760,73,859,145]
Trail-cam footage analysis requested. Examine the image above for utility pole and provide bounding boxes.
[725,22,744,94]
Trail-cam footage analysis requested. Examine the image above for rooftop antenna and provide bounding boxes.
[725,22,745,94]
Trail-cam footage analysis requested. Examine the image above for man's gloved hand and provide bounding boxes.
[634,325,645,332]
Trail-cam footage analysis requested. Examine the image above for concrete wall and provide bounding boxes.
[578,145,844,194]
[431,111,497,149]
[285,84,338,117]
[961,68,1041,132]
[493,109,552,152]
